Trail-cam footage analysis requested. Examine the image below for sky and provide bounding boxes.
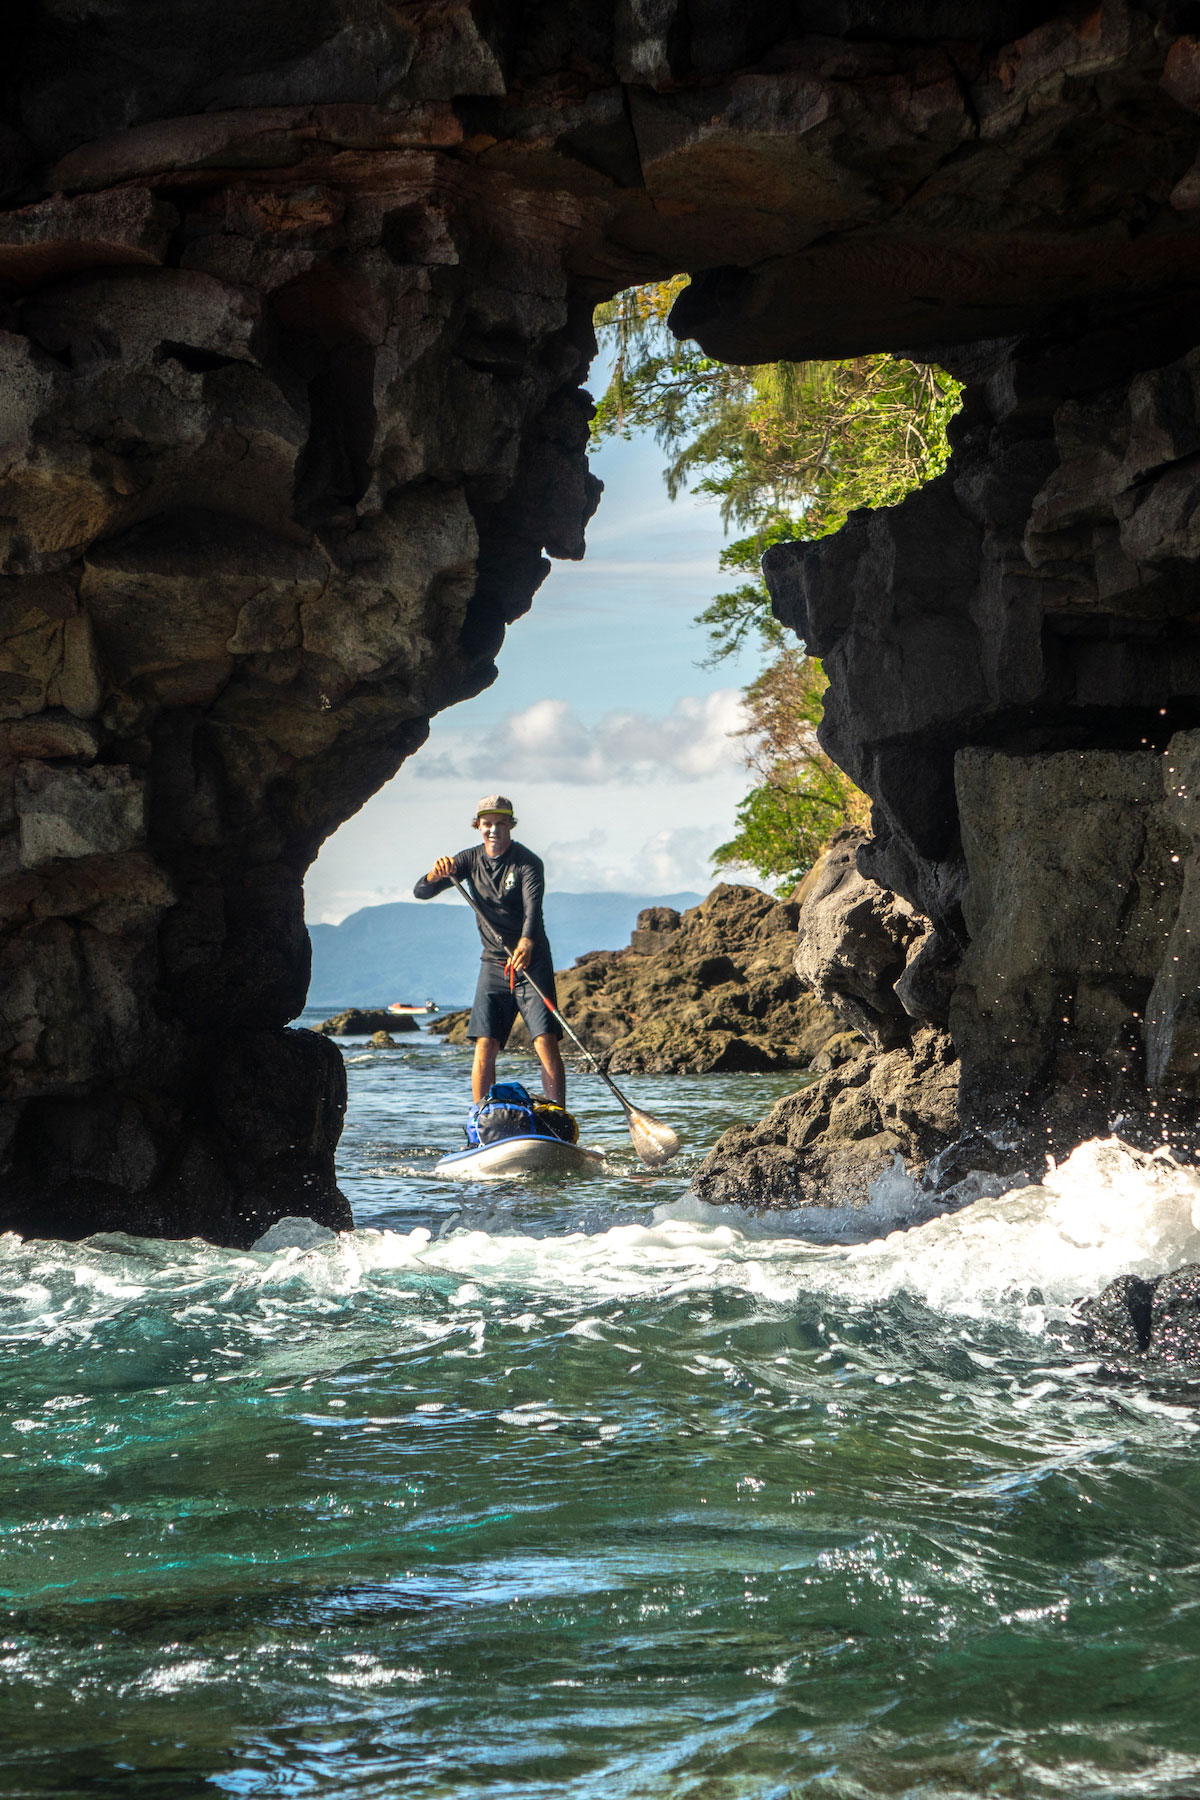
[303,385,770,925]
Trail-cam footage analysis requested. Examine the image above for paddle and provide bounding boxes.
[447,874,681,1168]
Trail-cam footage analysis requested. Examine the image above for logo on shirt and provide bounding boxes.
[503,869,516,892]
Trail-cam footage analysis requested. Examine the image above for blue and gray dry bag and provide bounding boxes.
[465,1082,537,1147]
[464,1082,579,1147]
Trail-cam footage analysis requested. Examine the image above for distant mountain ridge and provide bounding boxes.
[306,891,705,1009]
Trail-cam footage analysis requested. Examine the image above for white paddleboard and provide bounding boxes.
[434,1136,607,1179]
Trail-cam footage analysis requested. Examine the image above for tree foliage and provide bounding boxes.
[712,651,870,894]
[591,280,959,886]
[593,283,960,663]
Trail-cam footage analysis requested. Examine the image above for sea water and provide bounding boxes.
[4,1020,1200,1798]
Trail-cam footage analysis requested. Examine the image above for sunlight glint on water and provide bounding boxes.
[2,1017,1200,1798]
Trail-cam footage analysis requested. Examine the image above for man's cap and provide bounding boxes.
[472,793,516,824]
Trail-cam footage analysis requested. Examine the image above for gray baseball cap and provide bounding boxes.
[472,794,516,824]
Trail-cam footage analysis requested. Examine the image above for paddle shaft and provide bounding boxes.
[448,875,638,1115]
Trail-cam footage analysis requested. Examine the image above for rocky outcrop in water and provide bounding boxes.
[1078,1266,1200,1364]
[436,884,845,1073]
[7,4,1200,1235]
[313,1007,417,1036]
[693,1026,960,1210]
[694,835,966,1207]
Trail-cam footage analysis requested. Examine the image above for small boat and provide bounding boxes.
[434,1136,607,1179]
[388,999,438,1015]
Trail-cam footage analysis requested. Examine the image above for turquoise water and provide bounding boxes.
[4,1021,1200,1798]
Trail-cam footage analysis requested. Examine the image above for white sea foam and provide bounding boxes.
[836,1136,1200,1323]
[2,1139,1199,1349]
[252,1215,339,1252]
[652,1137,1200,1324]
[401,1136,1200,1324]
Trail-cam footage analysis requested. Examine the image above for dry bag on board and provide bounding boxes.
[466,1082,536,1147]
[464,1083,580,1148]
[530,1100,578,1143]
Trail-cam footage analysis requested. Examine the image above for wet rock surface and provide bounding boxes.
[693,1026,961,1211]
[313,1008,418,1037]
[436,885,846,1074]
[7,4,1200,1233]
[1078,1265,1200,1364]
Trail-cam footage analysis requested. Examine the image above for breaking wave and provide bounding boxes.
[3,1140,1199,1366]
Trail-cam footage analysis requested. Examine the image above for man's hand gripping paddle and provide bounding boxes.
[448,874,681,1168]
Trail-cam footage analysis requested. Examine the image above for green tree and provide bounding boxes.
[592,281,959,884]
[593,285,960,663]
[712,651,870,893]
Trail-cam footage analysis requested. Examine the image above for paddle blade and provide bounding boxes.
[626,1107,681,1167]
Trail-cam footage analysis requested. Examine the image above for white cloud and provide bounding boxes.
[417,690,747,787]
[641,826,731,891]
[534,829,615,891]
[536,823,753,895]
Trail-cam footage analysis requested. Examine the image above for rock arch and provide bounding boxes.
[3,1,1200,1237]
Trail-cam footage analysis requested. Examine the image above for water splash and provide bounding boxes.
[3,1140,1198,1368]
[843,1136,1200,1322]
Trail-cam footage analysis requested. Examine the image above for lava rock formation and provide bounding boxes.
[5,2,1200,1237]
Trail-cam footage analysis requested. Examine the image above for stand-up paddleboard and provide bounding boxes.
[446,874,680,1169]
[434,1136,606,1179]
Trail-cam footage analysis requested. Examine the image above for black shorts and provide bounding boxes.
[468,953,561,1049]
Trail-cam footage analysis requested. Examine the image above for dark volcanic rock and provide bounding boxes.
[768,323,1200,1150]
[8,4,1200,1235]
[629,907,682,956]
[314,1008,418,1036]
[1078,1265,1200,1365]
[1076,1274,1157,1357]
[1,1022,351,1249]
[1149,1267,1200,1364]
[436,884,847,1074]
[692,1026,959,1210]
[793,829,926,1049]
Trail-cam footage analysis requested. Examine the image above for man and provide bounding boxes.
[413,795,566,1106]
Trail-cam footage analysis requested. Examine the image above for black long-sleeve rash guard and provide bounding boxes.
[413,842,551,963]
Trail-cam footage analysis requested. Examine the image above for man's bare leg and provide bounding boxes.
[471,1036,499,1102]
[533,1034,566,1107]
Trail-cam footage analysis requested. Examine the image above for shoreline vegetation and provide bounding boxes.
[592,281,959,891]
